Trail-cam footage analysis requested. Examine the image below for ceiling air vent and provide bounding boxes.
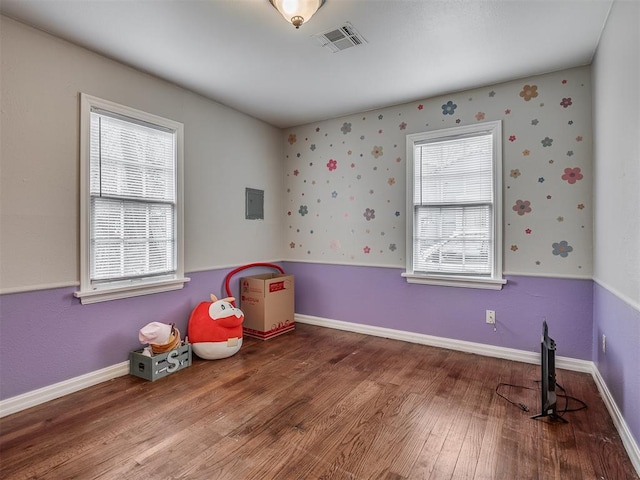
[313,22,367,53]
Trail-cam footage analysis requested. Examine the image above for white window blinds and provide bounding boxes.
[89,109,177,283]
[413,133,494,276]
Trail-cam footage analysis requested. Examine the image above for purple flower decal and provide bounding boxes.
[560,97,573,108]
[363,208,375,221]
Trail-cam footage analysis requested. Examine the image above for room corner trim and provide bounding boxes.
[591,366,640,475]
[0,361,129,418]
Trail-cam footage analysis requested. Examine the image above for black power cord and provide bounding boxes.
[495,380,588,417]
[556,382,588,418]
[495,382,536,412]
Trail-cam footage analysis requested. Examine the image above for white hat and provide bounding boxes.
[139,322,172,345]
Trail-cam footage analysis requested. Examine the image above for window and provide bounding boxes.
[403,121,505,290]
[75,94,188,304]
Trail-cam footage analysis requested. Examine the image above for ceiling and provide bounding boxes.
[0,0,613,129]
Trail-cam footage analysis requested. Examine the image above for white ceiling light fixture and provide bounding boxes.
[269,0,326,29]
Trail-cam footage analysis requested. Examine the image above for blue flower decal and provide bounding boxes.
[442,100,457,115]
[541,136,553,147]
[298,205,308,216]
[341,122,352,135]
[552,240,573,258]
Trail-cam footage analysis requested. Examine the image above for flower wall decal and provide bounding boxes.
[363,208,375,221]
[513,200,532,215]
[519,84,539,101]
[562,167,584,184]
[552,240,573,257]
[541,136,553,147]
[442,100,457,115]
[283,67,591,274]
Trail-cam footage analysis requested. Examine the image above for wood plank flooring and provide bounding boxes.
[1,323,637,479]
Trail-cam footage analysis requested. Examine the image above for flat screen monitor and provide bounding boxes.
[531,320,567,423]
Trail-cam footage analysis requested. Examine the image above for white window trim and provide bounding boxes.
[404,121,506,290]
[74,93,189,304]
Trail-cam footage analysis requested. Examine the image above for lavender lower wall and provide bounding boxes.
[593,283,640,446]
[0,266,278,400]
[283,262,594,360]
[0,261,595,402]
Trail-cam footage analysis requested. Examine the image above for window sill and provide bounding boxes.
[74,277,191,305]
[402,273,506,290]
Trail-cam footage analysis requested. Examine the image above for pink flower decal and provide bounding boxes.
[326,159,337,171]
[363,246,371,254]
[475,112,485,121]
[513,200,532,216]
[509,135,517,142]
[418,104,424,110]
[561,167,583,184]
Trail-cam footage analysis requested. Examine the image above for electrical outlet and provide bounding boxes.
[486,310,496,324]
[602,334,606,354]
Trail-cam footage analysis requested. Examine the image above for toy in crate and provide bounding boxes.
[130,322,192,381]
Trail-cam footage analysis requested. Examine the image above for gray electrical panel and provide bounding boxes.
[245,188,264,220]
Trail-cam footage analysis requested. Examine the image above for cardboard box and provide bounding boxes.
[240,273,294,340]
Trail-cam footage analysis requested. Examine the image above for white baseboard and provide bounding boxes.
[295,313,640,475]
[591,366,640,475]
[295,313,592,371]
[0,361,129,418]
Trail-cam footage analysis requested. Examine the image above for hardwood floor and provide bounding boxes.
[1,323,637,479]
